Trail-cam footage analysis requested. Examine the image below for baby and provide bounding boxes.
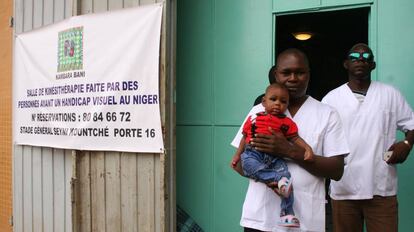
[231,83,313,228]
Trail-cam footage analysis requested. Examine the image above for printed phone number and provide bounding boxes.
[80,112,131,122]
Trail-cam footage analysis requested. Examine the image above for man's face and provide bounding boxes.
[275,54,310,99]
[344,45,376,80]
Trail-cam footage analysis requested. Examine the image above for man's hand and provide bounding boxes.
[250,128,292,158]
[387,141,411,164]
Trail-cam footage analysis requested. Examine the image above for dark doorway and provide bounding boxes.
[276,8,369,100]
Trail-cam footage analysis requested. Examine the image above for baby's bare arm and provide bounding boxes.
[230,135,246,176]
[293,136,314,161]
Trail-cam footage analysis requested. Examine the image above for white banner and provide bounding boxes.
[13,4,164,153]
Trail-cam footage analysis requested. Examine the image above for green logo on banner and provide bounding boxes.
[57,27,83,72]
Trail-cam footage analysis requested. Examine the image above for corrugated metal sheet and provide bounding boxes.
[71,1,172,232]
[73,152,163,232]
[13,0,175,231]
[13,146,74,232]
[14,0,73,33]
[13,1,75,231]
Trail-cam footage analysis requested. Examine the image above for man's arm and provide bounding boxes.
[251,129,345,181]
[387,129,414,164]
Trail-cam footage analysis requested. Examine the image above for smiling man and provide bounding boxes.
[232,48,348,232]
[322,43,414,232]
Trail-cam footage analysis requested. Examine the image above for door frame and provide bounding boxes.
[271,0,378,80]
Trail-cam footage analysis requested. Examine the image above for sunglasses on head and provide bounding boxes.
[348,52,374,62]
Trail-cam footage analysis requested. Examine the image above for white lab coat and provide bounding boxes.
[322,82,414,200]
[232,97,349,232]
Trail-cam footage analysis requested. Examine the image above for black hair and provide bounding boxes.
[276,48,310,70]
[265,82,289,95]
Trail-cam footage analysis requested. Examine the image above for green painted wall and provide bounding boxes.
[376,1,414,232]
[177,0,414,231]
[177,1,272,231]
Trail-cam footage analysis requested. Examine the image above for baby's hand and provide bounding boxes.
[304,149,314,161]
[231,154,241,168]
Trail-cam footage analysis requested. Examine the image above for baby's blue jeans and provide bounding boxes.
[241,145,294,216]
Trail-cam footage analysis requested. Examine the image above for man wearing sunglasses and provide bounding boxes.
[322,43,414,232]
